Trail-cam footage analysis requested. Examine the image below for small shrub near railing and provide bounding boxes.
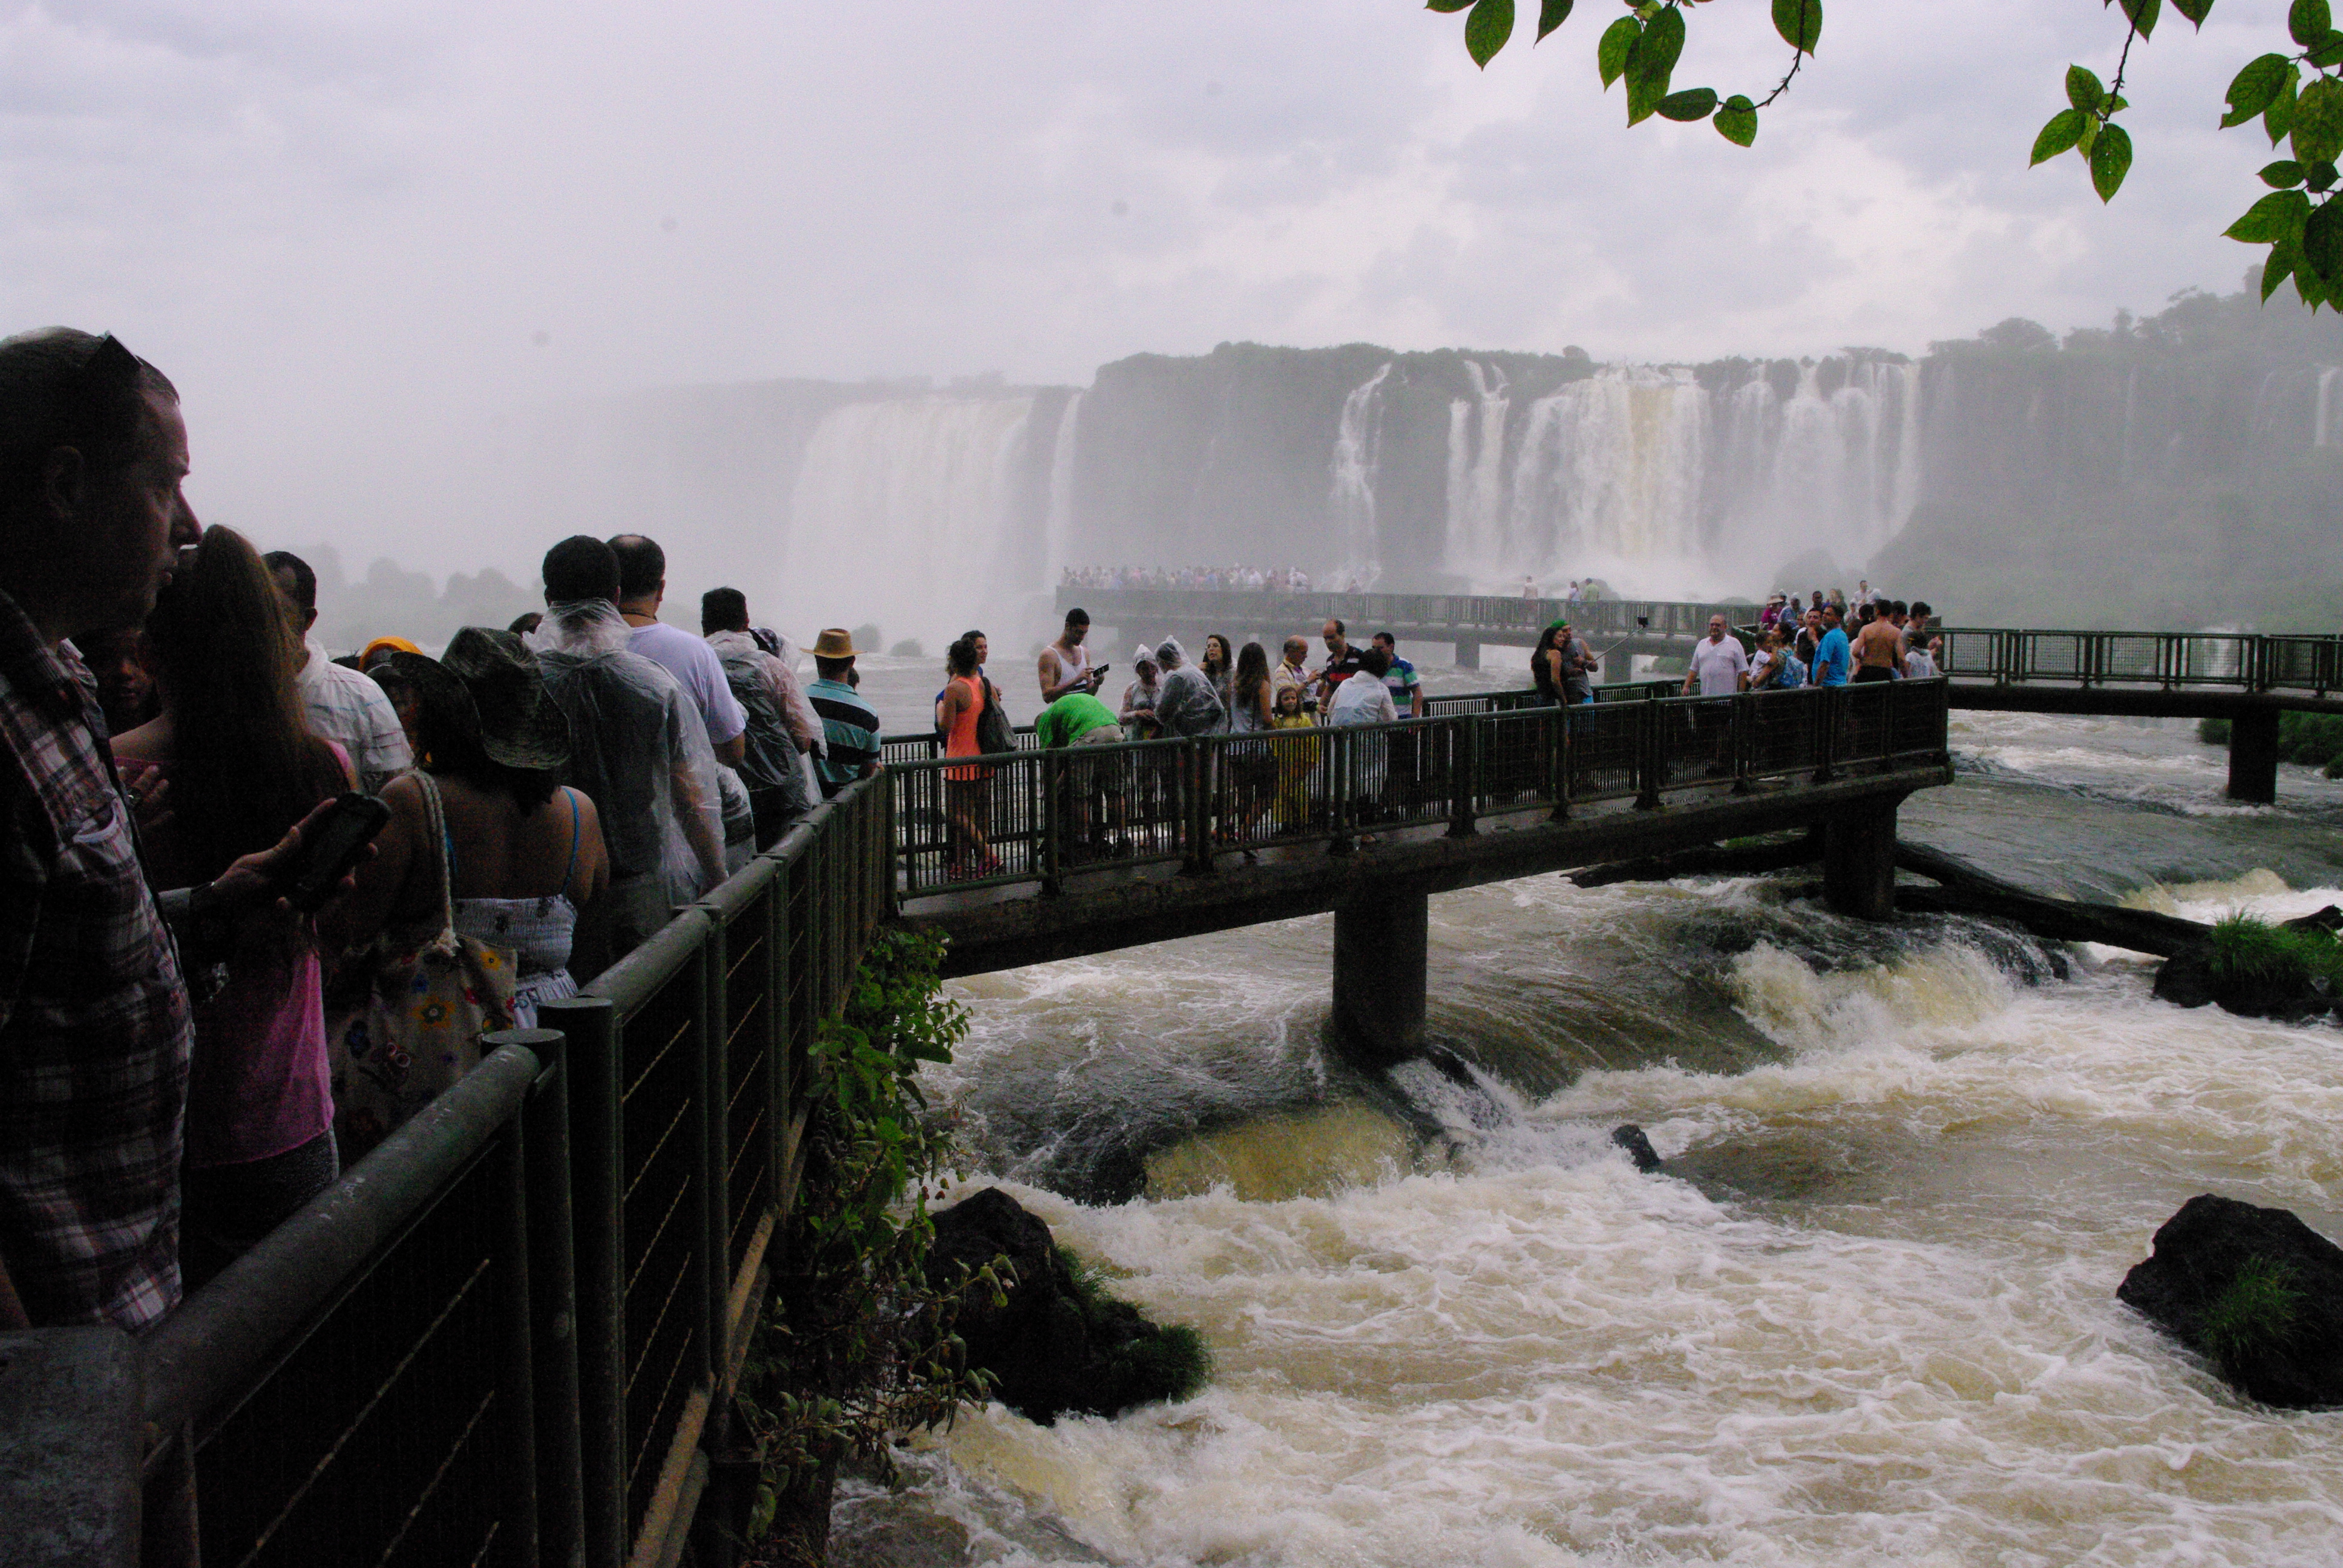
[737,927,999,1565]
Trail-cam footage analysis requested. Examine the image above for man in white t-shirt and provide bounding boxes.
[264,549,413,792]
[1682,614,1751,778]
[1683,615,1750,697]
[608,534,752,867]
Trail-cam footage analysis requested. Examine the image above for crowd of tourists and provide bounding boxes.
[1060,564,1316,591]
[0,326,929,1425]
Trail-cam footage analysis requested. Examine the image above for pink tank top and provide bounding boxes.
[186,940,332,1168]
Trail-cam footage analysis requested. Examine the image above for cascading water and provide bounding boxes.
[1043,391,1083,582]
[783,394,1035,647]
[1441,358,1923,595]
[1326,364,1391,589]
[2317,366,2339,447]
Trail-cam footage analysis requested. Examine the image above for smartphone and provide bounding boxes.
[282,792,392,912]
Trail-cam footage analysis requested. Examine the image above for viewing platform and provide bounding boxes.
[1058,587,2343,800]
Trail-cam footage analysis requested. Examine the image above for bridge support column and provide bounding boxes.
[2227,708,2280,803]
[1822,797,1898,921]
[1453,638,1480,670]
[1331,889,1426,1065]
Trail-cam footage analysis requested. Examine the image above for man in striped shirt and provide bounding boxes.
[265,549,413,792]
[807,627,881,797]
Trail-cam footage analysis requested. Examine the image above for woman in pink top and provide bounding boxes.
[112,526,354,1288]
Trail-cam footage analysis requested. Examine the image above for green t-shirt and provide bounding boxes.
[1035,691,1119,748]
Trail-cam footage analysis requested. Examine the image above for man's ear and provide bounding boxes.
[301,607,319,636]
[39,445,85,523]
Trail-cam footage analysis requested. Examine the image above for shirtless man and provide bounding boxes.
[1852,600,1904,682]
[1038,607,1106,703]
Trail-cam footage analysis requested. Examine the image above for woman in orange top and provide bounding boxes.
[935,636,998,880]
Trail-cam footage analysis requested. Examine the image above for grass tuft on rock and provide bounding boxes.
[2207,915,2343,990]
[1057,1246,1213,1408]
[2198,1255,2305,1371]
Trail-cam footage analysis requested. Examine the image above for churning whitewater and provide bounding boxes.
[833,700,2343,1567]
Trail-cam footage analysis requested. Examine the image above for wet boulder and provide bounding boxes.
[1610,1124,1663,1174]
[2118,1194,2343,1408]
[2151,946,2330,1021]
[926,1187,1208,1425]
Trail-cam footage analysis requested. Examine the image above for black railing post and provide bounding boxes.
[1815,686,1840,783]
[695,920,732,1393]
[1041,748,1064,896]
[1731,691,1754,794]
[1548,708,1571,823]
[541,993,624,1568]
[1634,699,1663,809]
[1448,714,1481,835]
[1328,728,1355,854]
[1181,738,1214,875]
[497,1025,586,1568]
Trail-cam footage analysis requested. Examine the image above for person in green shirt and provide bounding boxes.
[1036,690,1124,860]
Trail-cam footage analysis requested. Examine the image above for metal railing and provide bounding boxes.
[107,778,896,1568]
[890,679,1952,900]
[1935,628,2343,694]
[1058,586,1757,642]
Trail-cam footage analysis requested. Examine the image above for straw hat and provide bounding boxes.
[810,627,859,659]
[389,627,569,771]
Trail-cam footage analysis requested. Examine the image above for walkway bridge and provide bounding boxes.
[1063,588,2343,800]
[890,678,1953,1059]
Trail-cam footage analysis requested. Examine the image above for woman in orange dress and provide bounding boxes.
[935,635,998,880]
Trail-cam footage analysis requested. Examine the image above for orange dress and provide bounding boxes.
[943,675,988,782]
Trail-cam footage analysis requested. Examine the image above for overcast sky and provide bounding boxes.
[0,0,2291,561]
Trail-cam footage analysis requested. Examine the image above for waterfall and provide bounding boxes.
[2318,367,2339,447]
[1044,391,1083,578]
[1442,361,1512,580]
[1437,358,1922,595]
[1327,364,1391,589]
[784,395,1035,647]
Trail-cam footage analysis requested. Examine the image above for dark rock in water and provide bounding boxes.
[2152,946,2330,1021]
[2152,948,2216,1010]
[2282,904,2343,935]
[928,1187,1208,1425]
[2117,1193,2343,1408]
[1611,1124,1663,1174]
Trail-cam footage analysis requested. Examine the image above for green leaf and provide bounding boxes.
[2263,158,2309,186]
[2090,122,2133,202]
[2031,108,2089,165]
[1598,16,1637,88]
[1425,0,1472,10]
[2173,0,2215,23]
[1465,0,1515,67]
[1715,94,1758,146]
[1633,2,1685,83]
[1627,72,1661,125]
[2313,160,2341,191]
[2066,65,2106,113]
[1536,0,1573,42]
[2293,0,2332,48]
[2224,188,2311,243]
[2118,0,2162,38]
[2268,70,2301,144]
[2305,195,2343,279]
[2264,240,2299,301]
[2223,54,2292,128]
[1771,0,1823,54]
[2079,115,2100,156]
[1657,87,1719,121]
[2313,29,2343,67]
[2293,74,2343,165]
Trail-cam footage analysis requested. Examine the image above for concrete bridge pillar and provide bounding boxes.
[1453,638,1480,671]
[2227,708,2280,803]
[1823,797,1898,921]
[1331,889,1427,1065]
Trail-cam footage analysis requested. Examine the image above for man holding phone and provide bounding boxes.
[0,330,368,1344]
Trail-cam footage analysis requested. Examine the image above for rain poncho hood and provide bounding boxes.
[1153,638,1225,737]
[528,599,726,904]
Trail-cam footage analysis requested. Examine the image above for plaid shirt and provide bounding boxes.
[0,589,191,1329]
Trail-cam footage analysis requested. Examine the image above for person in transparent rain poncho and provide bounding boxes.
[526,537,727,969]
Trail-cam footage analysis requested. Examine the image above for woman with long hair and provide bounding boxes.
[1530,622,1567,704]
[935,635,997,880]
[1201,633,1235,728]
[111,525,355,1286]
[1224,641,1277,854]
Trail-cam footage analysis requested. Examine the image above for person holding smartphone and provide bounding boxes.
[110,524,358,1288]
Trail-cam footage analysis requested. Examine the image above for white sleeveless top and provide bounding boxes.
[1043,642,1091,694]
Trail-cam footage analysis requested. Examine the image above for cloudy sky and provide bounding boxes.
[0,0,2292,559]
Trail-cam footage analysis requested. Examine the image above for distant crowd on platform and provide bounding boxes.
[1061,564,1316,591]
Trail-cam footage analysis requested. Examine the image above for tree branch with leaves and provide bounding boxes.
[1427,0,2343,312]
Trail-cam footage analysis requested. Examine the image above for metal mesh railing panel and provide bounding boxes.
[192,1143,525,1568]
[616,968,706,1541]
[1744,689,1823,782]
[1564,701,1642,803]
[721,888,774,1279]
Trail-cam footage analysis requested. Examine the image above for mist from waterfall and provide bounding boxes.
[784,394,1035,648]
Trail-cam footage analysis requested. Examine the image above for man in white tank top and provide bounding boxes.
[1038,607,1105,703]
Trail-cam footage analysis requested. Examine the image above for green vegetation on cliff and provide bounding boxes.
[2197,712,2343,774]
